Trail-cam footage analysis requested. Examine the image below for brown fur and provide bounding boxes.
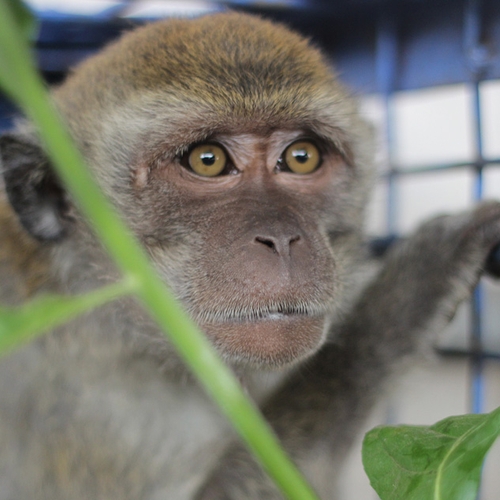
[0,198,49,302]
[55,14,334,117]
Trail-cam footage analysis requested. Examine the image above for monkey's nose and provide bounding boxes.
[254,235,301,257]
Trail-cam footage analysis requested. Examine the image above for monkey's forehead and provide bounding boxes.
[54,13,342,115]
[51,12,371,168]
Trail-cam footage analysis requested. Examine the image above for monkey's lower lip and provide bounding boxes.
[202,314,326,367]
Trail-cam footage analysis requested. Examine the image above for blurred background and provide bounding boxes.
[1,1,499,497]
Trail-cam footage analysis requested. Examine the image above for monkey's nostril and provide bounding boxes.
[254,235,301,256]
[255,236,277,252]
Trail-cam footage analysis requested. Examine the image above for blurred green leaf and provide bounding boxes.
[0,49,17,100]
[0,0,38,101]
[0,281,134,355]
[362,406,500,500]
[6,0,38,40]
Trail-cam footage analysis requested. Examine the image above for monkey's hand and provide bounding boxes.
[196,201,500,500]
[361,200,500,345]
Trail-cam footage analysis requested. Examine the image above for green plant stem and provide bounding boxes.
[0,2,319,499]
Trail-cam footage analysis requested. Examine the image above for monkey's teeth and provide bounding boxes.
[263,313,285,320]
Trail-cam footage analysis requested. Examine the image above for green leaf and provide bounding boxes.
[0,48,18,100]
[0,0,38,101]
[6,0,38,40]
[362,407,500,500]
[0,280,134,355]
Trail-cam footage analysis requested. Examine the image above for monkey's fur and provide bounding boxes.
[0,13,499,500]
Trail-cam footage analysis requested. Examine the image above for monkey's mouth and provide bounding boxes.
[201,312,327,368]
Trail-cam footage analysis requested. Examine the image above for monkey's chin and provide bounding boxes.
[202,315,327,368]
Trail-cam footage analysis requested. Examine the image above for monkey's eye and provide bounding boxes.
[188,143,227,177]
[282,140,321,174]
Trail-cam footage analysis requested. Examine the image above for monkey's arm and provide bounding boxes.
[196,202,500,500]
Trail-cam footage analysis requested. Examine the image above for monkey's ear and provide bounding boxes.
[0,133,71,241]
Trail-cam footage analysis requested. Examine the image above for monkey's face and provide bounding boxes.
[132,129,352,367]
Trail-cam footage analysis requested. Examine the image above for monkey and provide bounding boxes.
[0,12,499,500]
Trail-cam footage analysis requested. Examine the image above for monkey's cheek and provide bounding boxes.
[202,316,327,368]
